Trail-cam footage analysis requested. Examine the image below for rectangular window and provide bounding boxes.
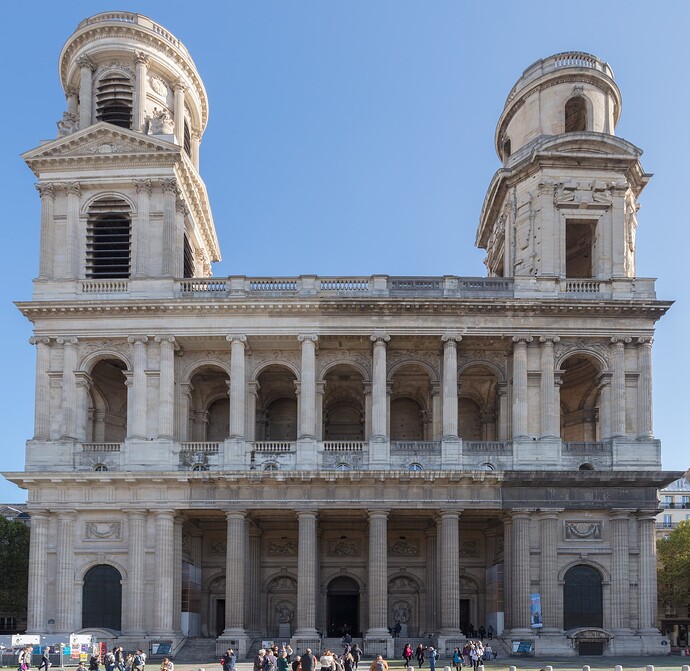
[663,514,672,528]
[565,219,595,278]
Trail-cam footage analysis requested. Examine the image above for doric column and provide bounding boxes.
[610,337,629,436]
[295,510,319,636]
[510,510,532,632]
[637,513,658,631]
[439,510,462,634]
[246,525,262,631]
[133,52,149,132]
[152,510,175,635]
[425,525,438,631]
[55,511,77,632]
[298,334,318,439]
[511,336,532,438]
[191,131,201,170]
[223,511,247,635]
[36,183,55,279]
[366,510,390,637]
[58,337,78,439]
[442,334,461,439]
[503,517,512,631]
[125,510,147,634]
[539,337,560,438]
[637,337,653,438]
[227,335,247,438]
[77,55,95,129]
[160,179,179,277]
[65,182,81,280]
[30,337,52,440]
[133,179,151,278]
[26,510,50,632]
[538,510,562,631]
[173,80,187,146]
[155,336,176,438]
[370,333,390,439]
[127,336,149,438]
[609,511,631,631]
[173,515,183,633]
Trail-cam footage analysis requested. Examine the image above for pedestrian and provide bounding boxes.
[452,648,462,670]
[38,649,51,671]
[222,649,236,671]
[487,625,493,641]
[350,645,362,671]
[277,651,290,671]
[403,644,412,667]
[291,656,301,671]
[369,656,387,671]
[319,650,335,671]
[415,644,426,669]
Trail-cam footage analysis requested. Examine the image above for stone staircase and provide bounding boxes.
[320,637,363,653]
[175,637,219,663]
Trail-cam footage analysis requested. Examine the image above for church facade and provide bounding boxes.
[5,12,680,659]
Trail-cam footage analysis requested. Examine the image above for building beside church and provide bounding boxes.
[4,12,681,659]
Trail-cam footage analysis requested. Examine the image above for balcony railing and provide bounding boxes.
[563,441,606,452]
[323,441,366,452]
[464,441,512,453]
[82,442,122,452]
[251,441,295,453]
[390,441,442,454]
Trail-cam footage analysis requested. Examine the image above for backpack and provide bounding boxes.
[376,662,385,671]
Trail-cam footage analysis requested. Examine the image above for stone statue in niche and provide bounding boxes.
[393,601,411,624]
[276,602,294,623]
[148,107,174,135]
[57,111,79,137]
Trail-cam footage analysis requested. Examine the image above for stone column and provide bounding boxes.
[295,510,319,636]
[178,382,192,441]
[77,55,95,129]
[609,511,630,631]
[247,381,259,442]
[539,337,560,438]
[55,511,77,632]
[510,510,532,633]
[371,333,390,439]
[173,81,187,146]
[425,525,438,631]
[133,179,151,278]
[246,525,262,631]
[496,383,508,440]
[223,511,247,635]
[225,335,247,438]
[127,336,149,438]
[65,182,81,280]
[191,131,201,170]
[59,337,78,439]
[36,183,55,280]
[597,373,612,439]
[125,509,147,634]
[503,517,512,631]
[442,334,461,439]
[538,510,561,631]
[174,200,188,278]
[66,87,79,117]
[610,337,629,437]
[637,513,658,631]
[75,372,93,442]
[173,515,183,633]
[439,510,462,635]
[152,510,175,635]
[366,510,390,637]
[160,179,179,277]
[30,337,52,440]
[26,510,49,632]
[511,336,532,438]
[155,336,176,438]
[298,334,318,439]
[637,338,653,438]
[133,52,149,132]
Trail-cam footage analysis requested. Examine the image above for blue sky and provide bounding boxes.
[1,1,688,500]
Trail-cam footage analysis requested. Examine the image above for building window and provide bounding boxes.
[408,463,423,472]
[184,119,192,158]
[0,616,17,632]
[662,514,672,528]
[565,97,587,133]
[86,198,131,279]
[93,464,108,472]
[95,73,134,129]
[183,234,195,278]
[565,219,595,278]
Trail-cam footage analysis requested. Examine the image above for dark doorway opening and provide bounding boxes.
[459,599,471,634]
[564,565,603,630]
[578,641,604,655]
[327,577,359,637]
[216,599,225,637]
[82,564,122,631]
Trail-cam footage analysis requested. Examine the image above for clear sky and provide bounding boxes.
[1,1,688,501]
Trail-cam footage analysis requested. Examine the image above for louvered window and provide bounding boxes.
[183,234,195,278]
[184,119,192,158]
[86,198,131,278]
[95,73,133,129]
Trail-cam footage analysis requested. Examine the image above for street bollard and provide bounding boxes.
[614,665,622,671]
[645,666,654,671]
[681,666,689,671]
[582,665,590,671]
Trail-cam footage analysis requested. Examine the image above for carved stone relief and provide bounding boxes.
[459,539,480,558]
[84,521,122,540]
[328,539,360,557]
[564,521,602,540]
[268,540,298,556]
[388,539,419,556]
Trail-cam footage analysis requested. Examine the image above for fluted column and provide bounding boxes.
[55,511,77,632]
[512,336,532,438]
[59,337,78,439]
[153,510,175,635]
[538,510,561,631]
[133,52,149,132]
[637,513,658,631]
[295,510,319,636]
[173,515,183,633]
[155,336,176,438]
[297,334,318,439]
[30,337,52,440]
[160,179,179,277]
[371,333,390,439]
[77,55,95,128]
[178,382,192,441]
[503,518,512,631]
[247,381,259,441]
[442,334,461,439]
[128,336,149,438]
[366,510,390,637]
[65,182,81,280]
[510,510,532,633]
[496,383,508,439]
[597,373,612,439]
[36,183,55,279]
[539,337,560,438]
[425,525,438,631]
[133,179,151,278]
[439,510,462,634]
[26,510,50,632]
[66,87,79,117]
[637,338,653,438]
[610,337,628,437]
[609,511,631,631]
[125,510,147,634]
[223,511,247,635]
[173,81,187,146]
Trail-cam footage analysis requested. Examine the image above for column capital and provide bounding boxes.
[637,336,653,346]
[76,54,96,71]
[152,508,176,520]
[610,336,632,346]
[65,86,79,99]
[160,177,180,195]
[442,333,462,345]
[134,51,150,66]
[127,508,149,519]
[370,331,390,344]
[510,508,535,520]
[295,508,319,519]
[536,508,563,519]
[512,335,533,345]
[367,509,390,520]
[154,335,177,347]
[128,335,149,345]
[29,336,52,347]
[35,183,55,200]
[56,336,78,346]
[173,79,188,93]
[298,333,319,344]
[225,509,247,521]
[227,333,247,345]
[438,509,463,519]
[608,509,631,521]
[65,181,81,198]
[176,198,190,217]
[539,335,560,344]
[635,510,661,522]
[133,178,152,195]
[55,509,79,520]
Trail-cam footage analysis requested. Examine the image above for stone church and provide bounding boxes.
[5,11,681,659]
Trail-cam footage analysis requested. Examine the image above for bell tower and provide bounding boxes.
[477,52,649,285]
[22,12,219,297]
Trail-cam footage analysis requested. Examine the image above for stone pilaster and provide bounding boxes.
[58,337,78,439]
[610,337,629,437]
[75,371,93,442]
[370,333,390,439]
[439,510,462,635]
[133,179,151,278]
[65,182,80,280]
[425,525,438,631]
[510,510,532,633]
[539,337,560,438]
[597,372,612,439]
[152,510,175,635]
[55,511,77,632]
[496,383,508,439]
[174,199,188,278]
[246,525,262,631]
[133,52,149,132]
[223,511,247,635]
[298,334,318,439]
[77,55,95,129]
[295,510,319,637]
[160,179,179,277]
[511,336,532,438]
[173,515,183,633]
[227,335,247,438]
[125,510,147,634]
[30,337,52,440]
[36,183,55,279]
[609,510,631,632]
[366,510,390,637]
[442,334,461,439]
[155,336,176,438]
[538,510,561,631]
[173,80,187,146]
[637,513,658,631]
[247,381,259,442]
[26,510,49,632]
[127,336,149,438]
[637,338,653,438]
[503,517,512,631]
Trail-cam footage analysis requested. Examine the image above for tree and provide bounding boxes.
[0,517,30,614]
[657,519,690,611]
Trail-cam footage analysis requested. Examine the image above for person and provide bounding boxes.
[291,656,301,671]
[415,644,426,669]
[38,649,51,671]
[89,654,102,671]
[478,626,486,640]
[487,625,493,641]
[402,644,412,667]
[115,648,125,671]
[428,648,437,671]
[350,645,362,671]
[300,650,316,671]
[469,644,482,670]
[222,649,236,671]
[124,654,134,671]
[133,650,145,671]
[254,650,266,671]
[452,648,462,670]
[18,647,30,671]
[369,656,387,671]
[277,651,290,671]
[263,649,277,671]
[342,650,354,671]
[104,650,116,671]
[394,621,402,638]
[281,644,294,661]
[483,644,495,662]
[319,650,335,671]
[160,659,173,671]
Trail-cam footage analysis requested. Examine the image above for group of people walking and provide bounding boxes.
[253,643,365,671]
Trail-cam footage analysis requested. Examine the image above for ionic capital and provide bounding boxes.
[226,334,248,349]
[56,336,78,346]
[370,331,390,344]
[29,336,52,347]
[610,336,632,346]
[154,335,177,347]
[637,336,653,347]
[297,333,319,344]
[127,335,149,345]
[512,335,533,345]
[442,333,462,345]
[539,336,560,345]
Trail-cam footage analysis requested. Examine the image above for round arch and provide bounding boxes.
[79,350,131,374]
[563,564,604,630]
[183,360,231,383]
[80,191,137,217]
[387,359,439,383]
[81,564,123,632]
[318,358,370,383]
[457,359,506,383]
[556,348,607,373]
[326,574,361,638]
[252,361,301,383]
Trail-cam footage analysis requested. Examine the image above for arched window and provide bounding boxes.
[408,463,423,472]
[86,198,131,279]
[82,564,122,630]
[565,97,587,133]
[96,73,134,129]
[563,565,603,629]
[93,464,108,472]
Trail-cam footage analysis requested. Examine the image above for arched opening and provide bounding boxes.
[389,575,420,638]
[563,565,603,629]
[206,398,229,441]
[96,73,133,129]
[256,365,298,441]
[458,364,499,440]
[82,565,122,631]
[188,365,231,441]
[502,137,511,159]
[88,359,127,442]
[327,576,360,637]
[267,576,297,638]
[559,355,601,441]
[323,365,365,440]
[86,198,132,279]
[390,364,433,441]
[565,97,587,133]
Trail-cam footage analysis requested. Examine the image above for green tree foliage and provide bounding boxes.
[657,519,690,610]
[0,517,30,613]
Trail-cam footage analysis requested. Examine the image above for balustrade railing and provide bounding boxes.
[252,441,295,452]
[320,278,369,292]
[464,440,512,453]
[562,279,601,294]
[390,441,442,454]
[180,441,220,452]
[80,279,129,294]
[563,441,606,452]
[248,279,298,293]
[323,441,366,452]
[82,442,122,452]
[179,279,227,293]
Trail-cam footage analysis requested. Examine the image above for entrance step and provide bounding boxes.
[175,637,219,662]
[321,637,363,653]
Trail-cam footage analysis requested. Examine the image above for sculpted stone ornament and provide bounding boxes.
[268,540,297,556]
[57,111,79,137]
[388,539,418,556]
[85,522,122,540]
[148,107,174,135]
[392,601,411,624]
[565,521,602,540]
[328,539,359,557]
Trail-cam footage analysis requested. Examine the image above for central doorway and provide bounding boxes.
[327,576,360,637]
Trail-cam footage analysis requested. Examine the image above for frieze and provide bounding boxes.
[389,577,417,592]
[388,540,418,556]
[268,576,297,592]
[328,539,360,557]
[564,521,602,540]
[459,539,480,558]
[268,540,298,556]
[84,521,121,540]
[209,540,227,555]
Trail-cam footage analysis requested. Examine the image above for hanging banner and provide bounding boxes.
[530,593,543,628]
